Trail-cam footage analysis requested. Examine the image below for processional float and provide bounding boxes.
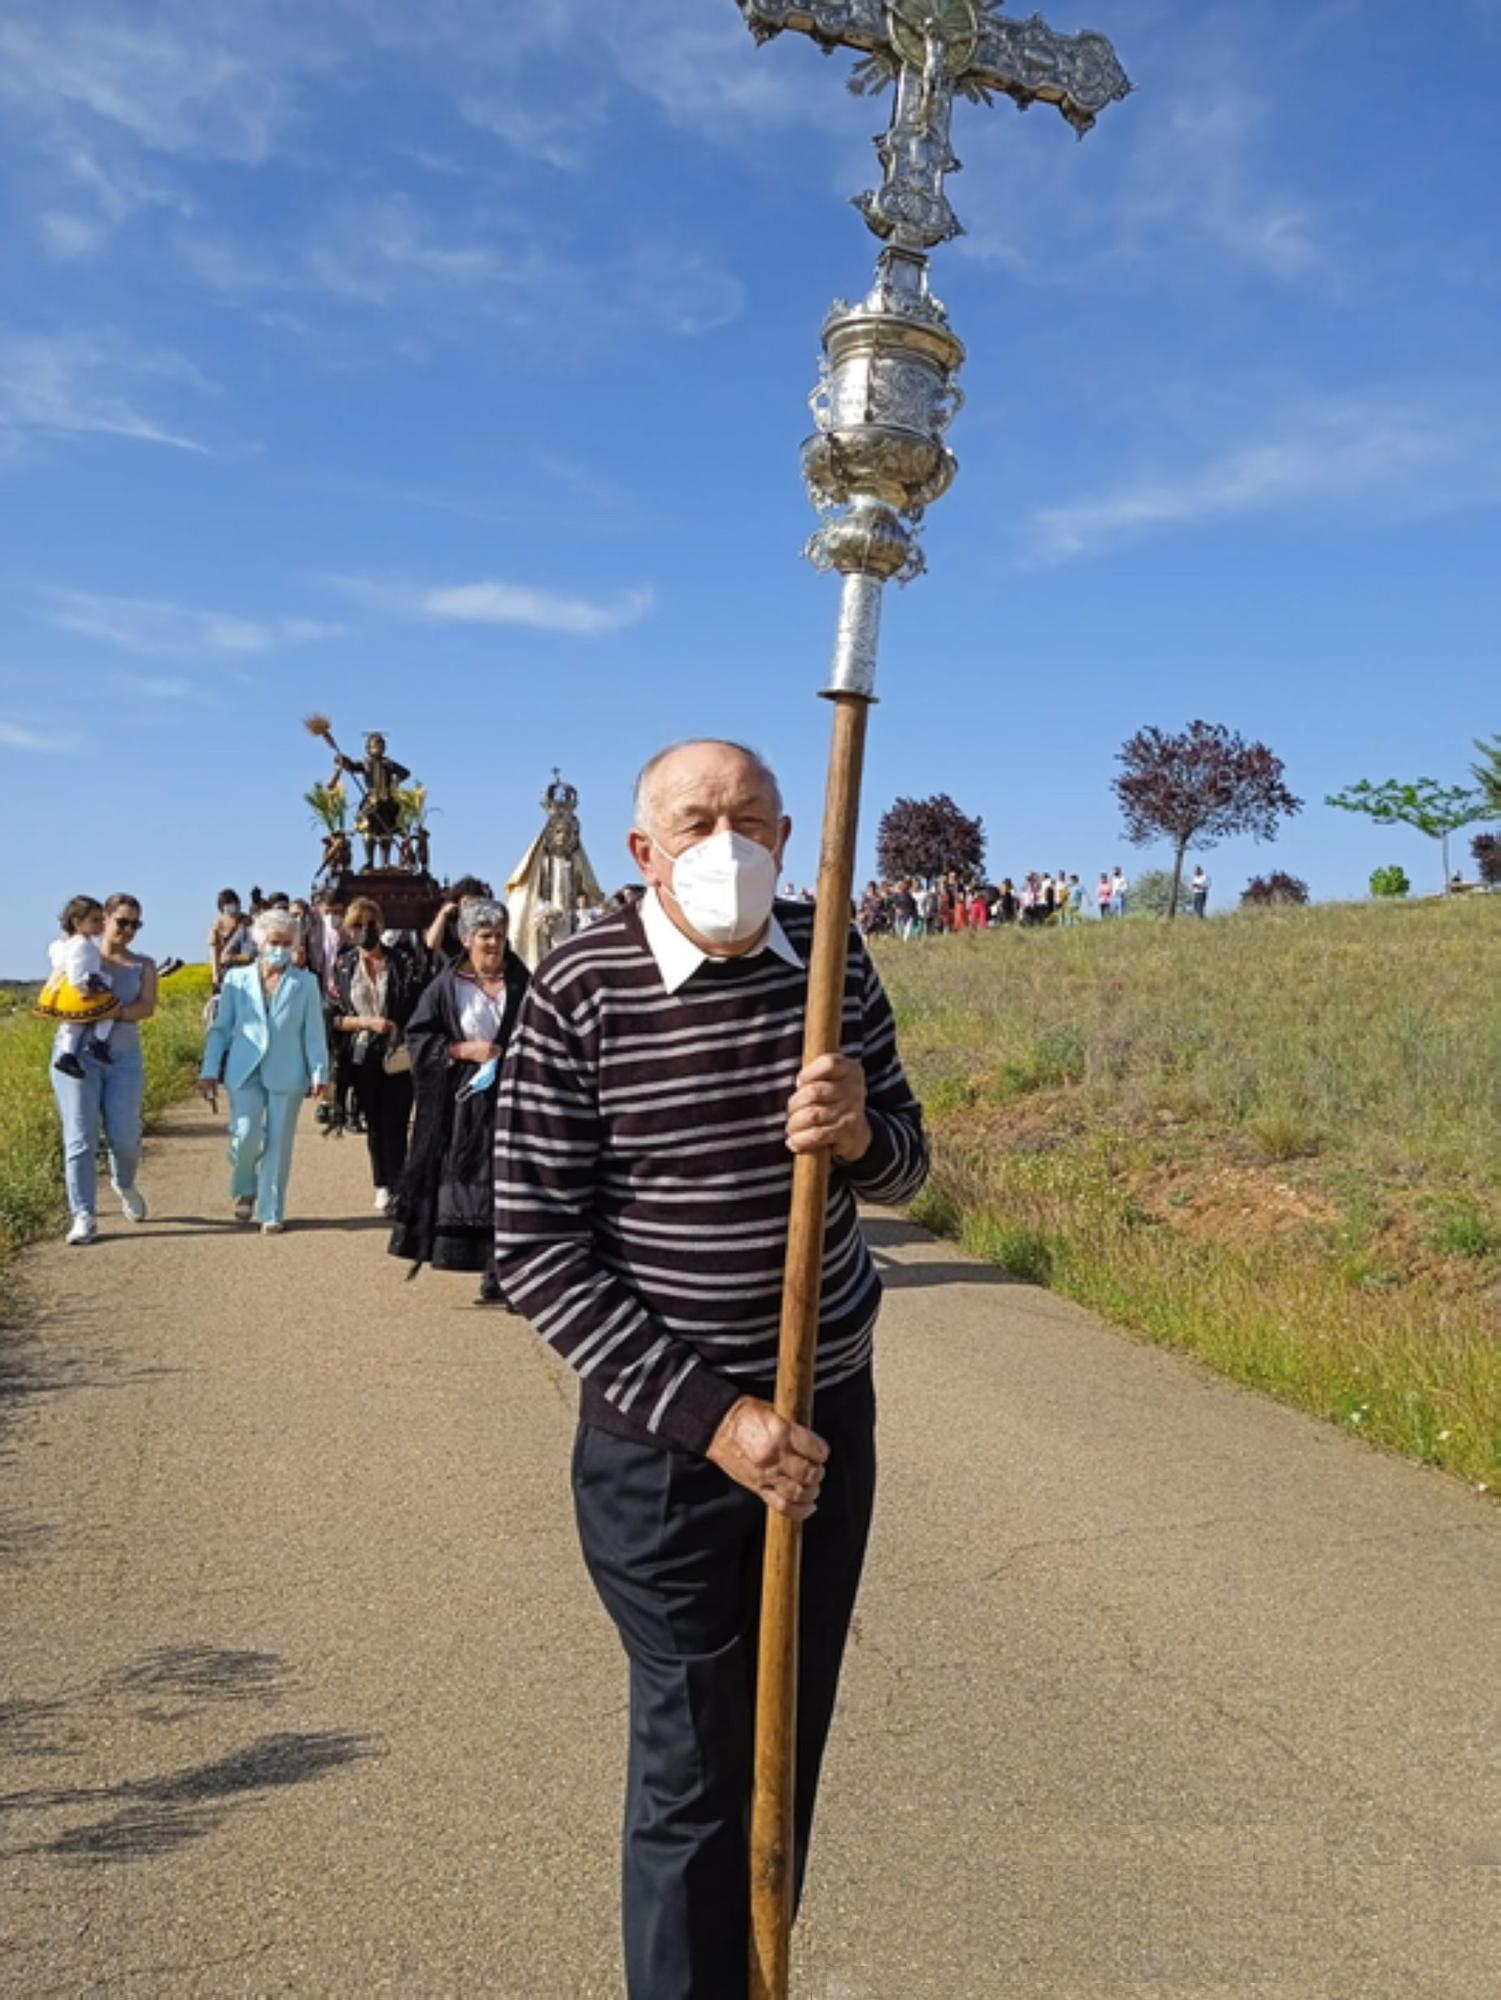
[726,5,1131,1993]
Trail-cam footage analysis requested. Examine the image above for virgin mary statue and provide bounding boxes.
[505,771,604,969]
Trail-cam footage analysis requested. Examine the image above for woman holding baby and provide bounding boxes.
[48,892,159,1247]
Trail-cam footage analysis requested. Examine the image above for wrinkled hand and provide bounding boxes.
[785,1053,871,1164]
[707,1397,829,1521]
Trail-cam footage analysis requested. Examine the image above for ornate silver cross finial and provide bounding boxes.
[732,0,1129,699]
[738,1,1130,247]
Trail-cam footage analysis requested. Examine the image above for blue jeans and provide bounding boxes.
[51,1040,145,1220]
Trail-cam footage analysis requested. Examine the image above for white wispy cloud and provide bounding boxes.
[1115,94,1331,289]
[0,720,77,754]
[0,333,210,455]
[460,96,594,172]
[335,574,654,638]
[48,590,344,659]
[1025,402,1465,565]
[178,191,744,352]
[0,9,289,164]
[110,671,199,700]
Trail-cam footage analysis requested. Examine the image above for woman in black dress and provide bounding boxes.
[389,898,530,1303]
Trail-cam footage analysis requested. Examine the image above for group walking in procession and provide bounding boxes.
[33,734,933,1996]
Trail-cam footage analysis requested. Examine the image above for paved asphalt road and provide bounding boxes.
[1,1103,1497,1998]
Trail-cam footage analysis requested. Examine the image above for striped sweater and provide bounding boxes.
[492,897,929,1455]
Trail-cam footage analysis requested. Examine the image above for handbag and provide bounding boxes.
[382,1039,412,1076]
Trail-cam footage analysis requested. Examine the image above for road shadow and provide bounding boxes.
[0,1645,380,1867]
[85,1215,393,1241]
[863,1215,1018,1291]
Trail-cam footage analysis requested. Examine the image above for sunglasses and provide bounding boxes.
[113,916,143,931]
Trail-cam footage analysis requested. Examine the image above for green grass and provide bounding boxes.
[0,966,212,1306]
[877,899,1501,1492]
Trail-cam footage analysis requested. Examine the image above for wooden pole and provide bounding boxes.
[750,690,870,2000]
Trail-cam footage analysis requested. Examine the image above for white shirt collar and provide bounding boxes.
[639,888,804,996]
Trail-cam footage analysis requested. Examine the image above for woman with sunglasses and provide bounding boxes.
[50,892,159,1246]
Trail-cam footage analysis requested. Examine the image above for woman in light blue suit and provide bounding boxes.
[198,908,329,1234]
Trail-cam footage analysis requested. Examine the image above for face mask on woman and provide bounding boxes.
[261,945,293,970]
[657,829,778,949]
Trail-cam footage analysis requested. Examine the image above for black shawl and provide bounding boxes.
[387,951,530,1274]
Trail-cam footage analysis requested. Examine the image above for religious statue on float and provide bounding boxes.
[301,714,443,929]
[505,770,605,969]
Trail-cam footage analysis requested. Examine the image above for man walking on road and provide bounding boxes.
[494,739,929,1999]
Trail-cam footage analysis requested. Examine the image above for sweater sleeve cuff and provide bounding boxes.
[653,1359,746,1458]
[839,1111,899,1193]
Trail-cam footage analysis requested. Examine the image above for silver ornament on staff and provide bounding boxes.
[729,5,1131,1995]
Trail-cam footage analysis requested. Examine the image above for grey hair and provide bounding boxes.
[457,897,508,943]
[252,908,302,950]
[631,739,783,838]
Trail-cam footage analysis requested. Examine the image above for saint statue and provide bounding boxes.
[505,770,605,969]
[333,731,411,870]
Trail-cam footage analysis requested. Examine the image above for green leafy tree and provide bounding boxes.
[1472,735,1501,814]
[1131,868,1176,918]
[1368,864,1410,898]
[1325,777,1496,889]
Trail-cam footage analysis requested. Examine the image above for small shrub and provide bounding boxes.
[1473,834,1501,889]
[1241,871,1310,908]
[972,1220,1054,1285]
[982,1027,1086,1103]
[1369,865,1410,898]
[1429,1205,1500,1260]
[1247,1108,1320,1161]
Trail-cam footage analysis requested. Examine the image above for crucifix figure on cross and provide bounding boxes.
[738,0,1131,246]
[729,4,1131,1997]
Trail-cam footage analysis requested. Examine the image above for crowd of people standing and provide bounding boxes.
[859,866,1138,936]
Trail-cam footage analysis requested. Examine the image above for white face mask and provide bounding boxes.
[657,829,779,949]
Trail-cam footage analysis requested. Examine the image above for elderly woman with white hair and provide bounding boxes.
[197,907,329,1234]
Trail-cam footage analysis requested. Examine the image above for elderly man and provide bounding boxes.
[494,739,928,1998]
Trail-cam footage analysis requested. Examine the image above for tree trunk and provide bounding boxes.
[1167,843,1187,919]
[1441,830,1450,890]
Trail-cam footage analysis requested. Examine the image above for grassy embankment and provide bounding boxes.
[876,899,1500,1490]
[0,967,212,1307]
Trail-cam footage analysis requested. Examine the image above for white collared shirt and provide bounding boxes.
[639,888,804,997]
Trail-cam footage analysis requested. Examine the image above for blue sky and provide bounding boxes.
[2,0,1498,962]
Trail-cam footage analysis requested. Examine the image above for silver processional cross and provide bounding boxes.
[734,0,1131,694]
[730,7,1131,1998]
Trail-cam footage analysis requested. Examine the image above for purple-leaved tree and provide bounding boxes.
[1114,720,1302,918]
[875,793,985,886]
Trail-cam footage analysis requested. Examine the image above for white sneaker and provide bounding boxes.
[261,1221,285,1236]
[374,1187,391,1214]
[233,1196,255,1224]
[114,1183,148,1224]
[65,1212,97,1247]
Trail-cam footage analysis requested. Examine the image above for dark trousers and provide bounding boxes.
[573,1372,876,2000]
[349,1058,413,1191]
